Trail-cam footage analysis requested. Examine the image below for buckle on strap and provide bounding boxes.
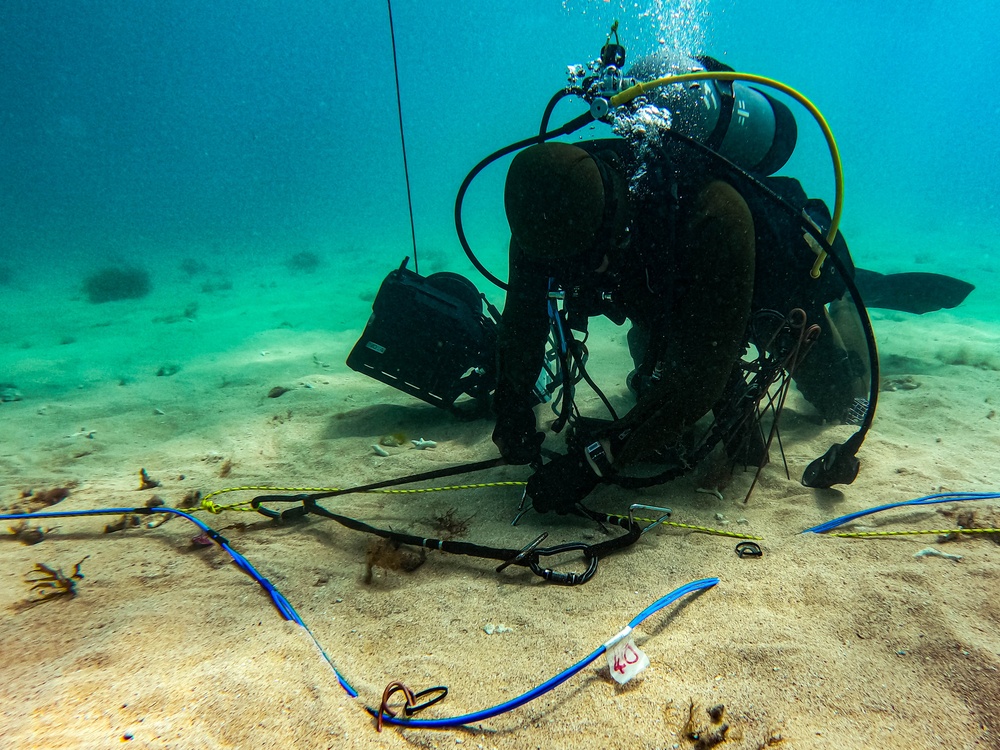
[585,440,614,477]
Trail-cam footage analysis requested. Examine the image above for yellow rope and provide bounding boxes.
[827,527,1000,539]
[193,482,527,515]
[192,486,764,542]
[193,486,767,544]
[376,481,526,494]
[198,485,337,514]
[160,482,999,547]
[621,516,763,541]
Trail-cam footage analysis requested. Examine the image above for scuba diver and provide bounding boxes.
[349,33,973,515]
[491,52,974,516]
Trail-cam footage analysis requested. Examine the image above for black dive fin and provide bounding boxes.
[854,268,975,315]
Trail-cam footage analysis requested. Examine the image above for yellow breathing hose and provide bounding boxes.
[610,72,843,278]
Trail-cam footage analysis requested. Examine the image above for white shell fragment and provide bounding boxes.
[913,547,962,561]
[483,623,513,635]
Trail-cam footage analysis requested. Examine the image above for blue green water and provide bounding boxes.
[1,1,997,313]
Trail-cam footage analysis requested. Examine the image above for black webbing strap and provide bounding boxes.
[250,489,642,586]
[252,457,508,508]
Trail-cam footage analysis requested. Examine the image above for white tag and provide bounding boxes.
[605,635,649,684]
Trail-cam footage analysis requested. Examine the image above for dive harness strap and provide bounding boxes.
[249,463,641,586]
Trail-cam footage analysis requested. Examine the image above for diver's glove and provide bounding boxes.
[526,451,601,515]
[493,409,544,465]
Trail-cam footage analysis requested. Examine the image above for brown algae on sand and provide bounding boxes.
[22,556,90,604]
[363,538,427,584]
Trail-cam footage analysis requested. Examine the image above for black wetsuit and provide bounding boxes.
[494,137,861,467]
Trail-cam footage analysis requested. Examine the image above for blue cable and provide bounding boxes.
[2,506,717,726]
[2,505,360,697]
[372,577,720,729]
[802,491,1000,534]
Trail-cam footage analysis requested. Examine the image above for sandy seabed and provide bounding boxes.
[1,254,999,750]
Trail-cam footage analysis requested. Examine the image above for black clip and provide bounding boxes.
[375,681,449,730]
[735,541,763,558]
[250,494,311,520]
[403,686,448,716]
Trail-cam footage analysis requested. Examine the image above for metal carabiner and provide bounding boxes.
[495,532,549,574]
[628,503,672,535]
[528,542,599,585]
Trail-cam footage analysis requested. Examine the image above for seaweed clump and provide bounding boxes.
[285,251,321,274]
[423,507,474,540]
[682,700,731,749]
[83,265,152,303]
[179,257,208,277]
[23,556,89,604]
[12,484,75,514]
[9,521,52,545]
[364,538,426,584]
[938,507,1000,545]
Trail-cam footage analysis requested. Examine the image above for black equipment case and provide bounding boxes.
[346,259,497,414]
